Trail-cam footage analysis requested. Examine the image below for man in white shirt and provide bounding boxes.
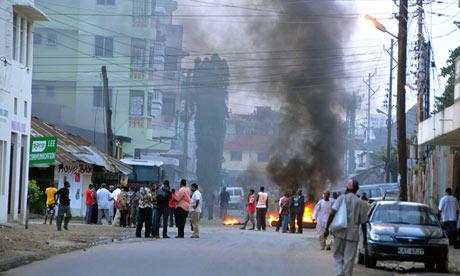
[256,186,269,231]
[438,188,459,245]
[190,183,202,238]
[111,185,121,226]
[97,184,112,225]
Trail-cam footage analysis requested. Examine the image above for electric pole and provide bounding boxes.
[397,0,409,201]
[363,73,378,169]
[181,70,192,176]
[385,39,395,183]
[102,66,113,157]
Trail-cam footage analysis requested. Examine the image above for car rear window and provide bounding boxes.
[371,204,439,226]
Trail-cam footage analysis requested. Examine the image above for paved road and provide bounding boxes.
[2,224,448,276]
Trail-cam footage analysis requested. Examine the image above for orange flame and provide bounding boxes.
[302,202,315,223]
[223,216,241,225]
[267,211,279,227]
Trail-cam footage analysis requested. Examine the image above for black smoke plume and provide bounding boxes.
[250,0,355,199]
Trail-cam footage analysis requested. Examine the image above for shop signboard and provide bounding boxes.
[29,136,57,164]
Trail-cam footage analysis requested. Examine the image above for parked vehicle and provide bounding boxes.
[358,183,399,203]
[226,187,244,210]
[360,201,449,273]
[120,159,163,188]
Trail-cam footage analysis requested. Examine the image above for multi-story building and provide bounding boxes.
[0,0,47,223]
[32,0,185,159]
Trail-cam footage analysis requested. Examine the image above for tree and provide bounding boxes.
[434,23,460,112]
[375,146,398,183]
[191,54,229,192]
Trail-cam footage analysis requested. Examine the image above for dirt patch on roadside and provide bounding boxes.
[0,220,135,272]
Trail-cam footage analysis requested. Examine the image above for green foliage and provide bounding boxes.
[375,146,398,182]
[28,179,45,214]
[192,54,229,191]
[434,30,460,112]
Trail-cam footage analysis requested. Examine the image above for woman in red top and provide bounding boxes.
[168,189,176,227]
[240,189,256,230]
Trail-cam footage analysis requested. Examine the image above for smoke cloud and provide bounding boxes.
[249,0,355,199]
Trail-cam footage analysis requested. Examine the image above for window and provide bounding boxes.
[13,12,17,60]
[97,0,115,5]
[132,0,148,26]
[24,101,27,117]
[164,47,178,71]
[93,87,112,107]
[34,33,42,45]
[46,32,57,47]
[14,98,18,115]
[19,18,25,64]
[230,151,242,161]
[26,23,31,66]
[149,43,155,70]
[131,38,146,70]
[257,152,269,162]
[151,0,157,15]
[94,36,113,57]
[162,97,175,116]
[45,86,55,97]
[129,90,144,116]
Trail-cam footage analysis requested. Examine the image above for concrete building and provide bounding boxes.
[0,0,47,223]
[31,0,185,159]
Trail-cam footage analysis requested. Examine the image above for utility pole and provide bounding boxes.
[102,66,113,157]
[397,0,409,201]
[416,0,427,123]
[385,39,395,183]
[363,73,377,169]
[181,70,192,176]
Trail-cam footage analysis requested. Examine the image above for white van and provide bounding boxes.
[226,187,244,210]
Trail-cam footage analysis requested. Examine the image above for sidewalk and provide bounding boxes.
[0,219,135,272]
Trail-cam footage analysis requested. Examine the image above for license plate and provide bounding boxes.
[397,247,424,255]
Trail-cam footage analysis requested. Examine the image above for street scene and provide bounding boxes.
[1,0,460,275]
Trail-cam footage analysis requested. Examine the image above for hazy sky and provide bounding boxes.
[175,0,460,119]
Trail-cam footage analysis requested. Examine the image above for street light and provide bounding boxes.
[362,15,398,39]
[376,108,387,115]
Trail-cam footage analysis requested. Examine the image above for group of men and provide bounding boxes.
[274,190,306,233]
[239,186,270,230]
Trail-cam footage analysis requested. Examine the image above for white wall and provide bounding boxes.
[222,150,268,172]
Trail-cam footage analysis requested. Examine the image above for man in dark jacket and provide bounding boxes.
[153,180,172,238]
[219,187,230,219]
[56,181,72,231]
[296,190,305,234]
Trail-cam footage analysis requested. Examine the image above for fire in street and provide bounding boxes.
[267,202,316,228]
[223,216,242,226]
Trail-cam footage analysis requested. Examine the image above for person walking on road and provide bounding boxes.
[174,179,191,238]
[154,181,172,238]
[136,186,153,238]
[44,184,58,225]
[117,185,130,228]
[219,187,230,219]
[84,184,95,224]
[256,186,269,231]
[241,189,256,230]
[296,190,305,234]
[439,187,459,245]
[313,191,332,250]
[56,181,72,231]
[190,183,202,238]
[97,184,112,225]
[324,180,369,276]
[280,192,291,233]
[169,188,176,227]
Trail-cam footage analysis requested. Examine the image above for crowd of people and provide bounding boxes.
[43,179,203,238]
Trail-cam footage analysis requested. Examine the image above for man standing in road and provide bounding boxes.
[85,184,95,224]
[190,183,202,238]
[439,187,459,245]
[296,190,305,234]
[136,186,153,238]
[154,181,172,238]
[313,191,332,250]
[324,180,368,276]
[219,187,230,219]
[56,181,72,231]
[111,184,121,222]
[174,179,191,238]
[44,184,57,225]
[97,183,112,225]
[117,185,130,228]
[289,190,301,233]
[169,188,176,227]
[240,189,256,230]
[256,186,269,231]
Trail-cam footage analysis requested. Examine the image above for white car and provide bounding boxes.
[226,187,244,210]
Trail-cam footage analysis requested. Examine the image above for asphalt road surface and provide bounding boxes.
[2,224,447,276]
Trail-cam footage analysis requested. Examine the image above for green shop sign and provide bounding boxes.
[30,136,57,164]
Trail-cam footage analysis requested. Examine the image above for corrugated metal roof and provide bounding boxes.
[31,117,132,174]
